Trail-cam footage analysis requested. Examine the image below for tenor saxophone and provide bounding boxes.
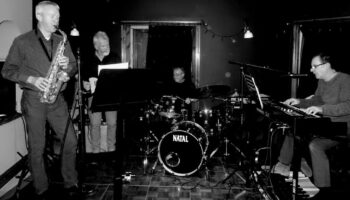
[39,28,68,104]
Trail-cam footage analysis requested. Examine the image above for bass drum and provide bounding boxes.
[158,121,208,176]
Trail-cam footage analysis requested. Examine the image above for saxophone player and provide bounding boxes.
[1,1,80,199]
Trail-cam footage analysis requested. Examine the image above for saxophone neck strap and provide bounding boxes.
[35,28,53,62]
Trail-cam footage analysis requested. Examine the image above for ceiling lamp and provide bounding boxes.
[243,25,253,39]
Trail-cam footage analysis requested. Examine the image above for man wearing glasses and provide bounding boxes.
[272,52,350,199]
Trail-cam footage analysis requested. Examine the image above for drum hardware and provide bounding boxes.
[158,95,194,124]
[142,156,149,175]
[218,140,251,187]
[138,103,161,174]
[192,108,225,137]
[220,146,270,197]
[208,121,247,162]
[150,157,159,174]
[139,129,159,174]
[215,116,255,188]
[139,130,159,154]
[180,108,190,121]
[158,95,181,119]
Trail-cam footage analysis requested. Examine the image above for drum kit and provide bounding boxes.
[137,84,249,177]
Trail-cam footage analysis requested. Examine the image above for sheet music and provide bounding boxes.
[243,73,264,110]
[98,62,129,75]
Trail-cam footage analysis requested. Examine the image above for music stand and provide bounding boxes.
[91,68,161,200]
[91,69,161,112]
[242,72,264,111]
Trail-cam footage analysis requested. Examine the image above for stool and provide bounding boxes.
[327,138,350,187]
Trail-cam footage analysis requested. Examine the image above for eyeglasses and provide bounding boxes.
[311,62,327,69]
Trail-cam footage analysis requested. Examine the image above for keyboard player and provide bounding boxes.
[272,51,350,200]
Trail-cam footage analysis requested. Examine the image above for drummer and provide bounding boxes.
[163,66,198,119]
[166,66,197,99]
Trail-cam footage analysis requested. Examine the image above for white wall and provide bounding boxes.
[0,0,32,114]
[0,0,32,34]
[0,0,32,197]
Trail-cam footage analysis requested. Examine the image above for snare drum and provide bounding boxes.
[158,121,208,176]
[158,95,183,119]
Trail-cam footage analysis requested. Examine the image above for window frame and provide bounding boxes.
[121,20,201,86]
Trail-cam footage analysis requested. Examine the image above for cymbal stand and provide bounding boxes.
[212,98,247,160]
[222,65,251,160]
[222,99,234,158]
[139,105,159,174]
[206,99,250,186]
[219,129,252,188]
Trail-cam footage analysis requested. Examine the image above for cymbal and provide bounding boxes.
[197,85,231,98]
[159,111,181,119]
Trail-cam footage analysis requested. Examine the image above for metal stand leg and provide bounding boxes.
[212,134,247,161]
[229,140,246,160]
[204,157,212,181]
[223,137,230,157]
[140,128,159,174]
[151,158,158,174]
[13,154,29,200]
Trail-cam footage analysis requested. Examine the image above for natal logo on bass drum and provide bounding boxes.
[172,134,188,142]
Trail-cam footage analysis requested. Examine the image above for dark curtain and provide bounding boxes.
[298,23,350,97]
[146,25,193,84]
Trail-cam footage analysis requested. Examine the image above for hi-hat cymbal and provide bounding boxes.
[197,85,231,98]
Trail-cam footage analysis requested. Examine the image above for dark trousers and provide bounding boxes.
[279,135,338,187]
[21,90,78,194]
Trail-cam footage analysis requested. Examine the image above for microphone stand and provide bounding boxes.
[75,47,95,196]
[229,60,309,78]
[69,27,96,196]
[76,47,86,159]
[75,47,87,189]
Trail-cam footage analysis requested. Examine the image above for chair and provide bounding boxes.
[327,137,350,187]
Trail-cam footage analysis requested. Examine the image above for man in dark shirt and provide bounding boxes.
[82,31,121,153]
[160,66,197,120]
[167,66,197,99]
[1,1,79,199]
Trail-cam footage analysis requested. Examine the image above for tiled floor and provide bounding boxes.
[119,155,263,200]
[2,148,271,200]
[2,144,350,200]
[2,115,350,200]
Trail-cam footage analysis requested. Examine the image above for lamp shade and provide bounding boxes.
[243,27,253,39]
[70,27,80,36]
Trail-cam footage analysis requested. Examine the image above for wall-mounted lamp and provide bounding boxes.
[243,25,253,39]
[70,27,80,36]
[70,22,80,37]
[201,19,253,43]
